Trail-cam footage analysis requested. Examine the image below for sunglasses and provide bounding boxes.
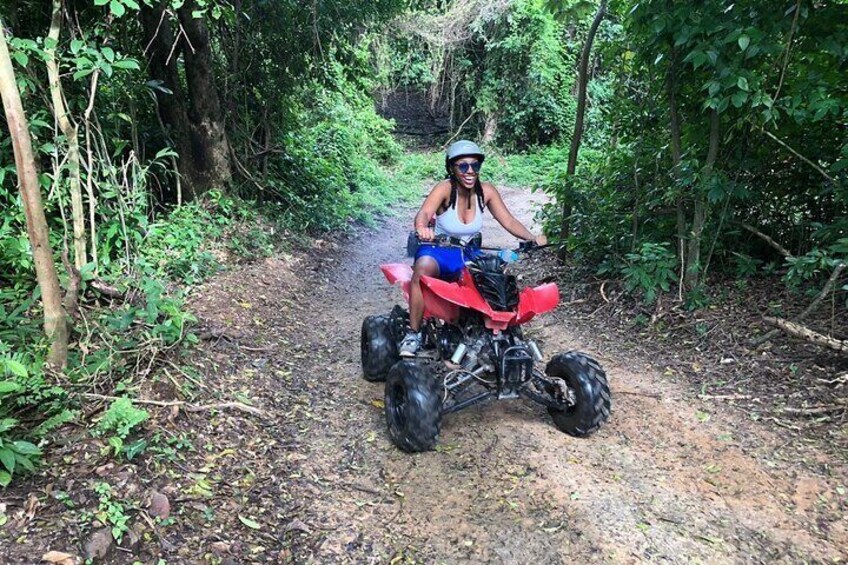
[455,161,482,174]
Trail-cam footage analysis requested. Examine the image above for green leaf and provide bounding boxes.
[2,359,27,378]
[108,436,123,455]
[70,39,85,54]
[14,452,34,472]
[101,47,115,62]
[11,52,29,68]
[738,35,750,51]
[110,0,126,17]
[238,515,262,530]
[0,470,11,487]
[123,439,147,460]
[11,440,41,456]
[0,381,21,394]
[73,68,95,81]
[731,91,748,108]
[94,0,109,5]
[0,419,17,433]
[123,0,140,8]
[112,59,140,70]
[737,76,749,91]
[0,448,15,474]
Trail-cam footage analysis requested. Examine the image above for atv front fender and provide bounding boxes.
[515,283,560,324]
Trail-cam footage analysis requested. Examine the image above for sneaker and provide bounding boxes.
[399,331,421,357]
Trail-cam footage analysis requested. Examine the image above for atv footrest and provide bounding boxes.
[441,390,495,415]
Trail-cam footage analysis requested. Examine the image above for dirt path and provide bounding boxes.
[182,186,847,564]
[3,187,844,564]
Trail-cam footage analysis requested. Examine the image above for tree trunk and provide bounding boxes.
[684,108,719,289]
[178,0,231,191]
[139,1,203,200]
[558,0,606,259]
[46,0,86,270]
[0,23,69,368]
[666,51,687,297]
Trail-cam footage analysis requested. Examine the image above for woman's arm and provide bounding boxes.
[413,181,450,240]
[484,184,547,244]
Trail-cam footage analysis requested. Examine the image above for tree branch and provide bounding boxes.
[763,317,848,354]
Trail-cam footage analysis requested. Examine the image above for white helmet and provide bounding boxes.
[445,140,485,173]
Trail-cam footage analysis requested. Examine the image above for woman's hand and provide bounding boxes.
[535,234,547,246]
[417,226,436,241]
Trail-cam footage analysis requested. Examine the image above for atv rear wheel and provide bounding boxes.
[361,315,399,382]
[546,352,611,437]
[384,361,442,452]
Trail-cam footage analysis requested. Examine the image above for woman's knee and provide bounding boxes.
[413,257,439,280]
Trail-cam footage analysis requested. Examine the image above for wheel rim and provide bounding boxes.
[546,370,578,414]
[388,382,408,429]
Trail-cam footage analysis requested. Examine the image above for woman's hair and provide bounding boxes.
[446,168,485,212]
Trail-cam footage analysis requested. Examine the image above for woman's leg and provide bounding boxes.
[401,256,439,356]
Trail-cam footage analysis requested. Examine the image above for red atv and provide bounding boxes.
[360,236,611,452]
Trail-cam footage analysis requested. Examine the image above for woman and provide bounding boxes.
[400,140,547,356]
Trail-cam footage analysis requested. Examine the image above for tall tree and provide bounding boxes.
[558,0,606,255]
[0,22,69,368]
[45,0,86,270]
[139,0,230,199]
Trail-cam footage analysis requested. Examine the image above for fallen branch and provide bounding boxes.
[733,221,792,258]
[616,390,661,399]
[753,262,846,346]
[763,317,848,354]
[698,393,751,401]
[89,279,124,299]
[81,393,267,417]
[781,403,846,417]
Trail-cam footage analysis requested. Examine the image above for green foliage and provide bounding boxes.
[480,0,577,148]
[92,481,132,542]
[0,360,42,487]
[622,243,677,304]
[95,397,148,440]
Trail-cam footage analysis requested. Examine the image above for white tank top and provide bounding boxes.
[435,202,483,243]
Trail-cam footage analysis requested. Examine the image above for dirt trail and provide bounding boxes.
[183,186,847,564]
[6,186,844,564]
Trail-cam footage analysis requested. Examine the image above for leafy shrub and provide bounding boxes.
[96,397,148,440]
[0,365,42,487]
[622,242,678,304]
[92,481,132,542]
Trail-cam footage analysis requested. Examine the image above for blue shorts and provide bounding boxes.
[415,245,481,281]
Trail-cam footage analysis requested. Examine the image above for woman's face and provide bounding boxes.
[452,157,481,189]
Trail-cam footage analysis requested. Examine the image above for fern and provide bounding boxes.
[96,398,148,440]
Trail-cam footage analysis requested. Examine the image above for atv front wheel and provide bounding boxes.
[384,361,442,452]
[546,352,611,437]
[361,315,399,382]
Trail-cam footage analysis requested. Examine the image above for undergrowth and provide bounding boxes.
[0,152,413,486]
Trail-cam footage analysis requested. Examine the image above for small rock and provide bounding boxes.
[284,519,311,534]
[149,491,170,519]
[41,550,77,565]
[83,527,114,560]
[121,522,145,551]
[209,541,231,555]
[720,357,735,365]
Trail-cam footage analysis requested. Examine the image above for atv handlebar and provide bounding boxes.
[406,231,552,258]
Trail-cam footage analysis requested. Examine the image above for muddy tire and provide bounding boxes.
[361,315,398,382]
[546,351,611,437]
[384,361,442,452]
